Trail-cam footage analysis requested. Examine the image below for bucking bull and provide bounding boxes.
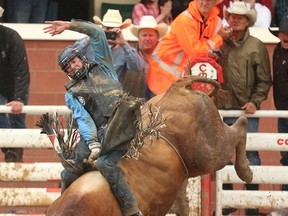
[43,76,253,216]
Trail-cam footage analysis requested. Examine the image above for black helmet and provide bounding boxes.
[58,45,87,81]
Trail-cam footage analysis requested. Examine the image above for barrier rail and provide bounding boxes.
[215,133,288,215]
[1,106,288,215]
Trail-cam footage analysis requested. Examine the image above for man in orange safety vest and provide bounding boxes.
[147,0,232,95]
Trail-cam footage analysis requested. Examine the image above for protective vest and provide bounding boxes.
[147,1,223,95]
[65,66,122,128]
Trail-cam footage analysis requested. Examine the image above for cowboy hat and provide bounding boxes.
[269,17,288,37]
[93,9,132,29]
[224,1,257,27]
[0,7,4,18]
[130,16,168,38]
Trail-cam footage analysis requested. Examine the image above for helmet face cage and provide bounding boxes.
[58,46,87,81]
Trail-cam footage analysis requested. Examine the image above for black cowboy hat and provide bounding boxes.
[269,17,288,37]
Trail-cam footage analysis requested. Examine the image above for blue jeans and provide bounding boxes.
[96,151,139,216]
[6,0,48,23]
[0,93,28,158]
[223,117,260,191]
[46,0,59,20]
[60,138,90,192]
[61,128,138,215]
[60,128,106,191]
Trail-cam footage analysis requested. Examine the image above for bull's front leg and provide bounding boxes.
[234,116,253,183]
[168,179,190,216]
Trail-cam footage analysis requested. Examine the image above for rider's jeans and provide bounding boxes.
[96,150,139,216]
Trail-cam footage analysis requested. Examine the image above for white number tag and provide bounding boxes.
[190,62,217,80]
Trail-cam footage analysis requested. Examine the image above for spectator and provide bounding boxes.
[78,9,134,80]
[242,0,271,27]
[6,0,48,23]
[258,0,272,13]
[146,0,232,96]
[132,0,172,25]
[46,0,59,21]
[43,19,142,216]
[0,7,30,162]
[83,11,168,99]
[93,9,147,88]
[274,0,288,27]
[217,0,272,19]
[218,1,272,215]
[57,0,92,22]
[216,0,230,19]
[79,9,148,99]
[126,15,168,99]
[269,17,288,191]
[222,0,272,27]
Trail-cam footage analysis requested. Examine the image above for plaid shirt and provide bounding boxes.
[132,3,172,25]
[217,0,272,19]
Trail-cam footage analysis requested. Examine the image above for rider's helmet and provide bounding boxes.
[58,45,88,81]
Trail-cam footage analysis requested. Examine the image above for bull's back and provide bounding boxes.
[46,172,122,216]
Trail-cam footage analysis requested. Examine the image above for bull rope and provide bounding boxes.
[128,103,189,176]
[158,133,189,176]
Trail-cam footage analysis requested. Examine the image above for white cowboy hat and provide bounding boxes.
[0,7,4,18]
[93,9,132,29]
[130,16,168,38]
[224,1,257,27]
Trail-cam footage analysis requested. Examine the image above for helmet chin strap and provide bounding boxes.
[70,62,89,81]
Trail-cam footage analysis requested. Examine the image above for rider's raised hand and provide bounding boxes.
[43,21,71,36]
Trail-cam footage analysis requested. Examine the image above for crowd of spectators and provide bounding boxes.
[0,0,286,27]
[0,0,93,23]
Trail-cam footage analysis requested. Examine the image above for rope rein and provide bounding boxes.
[158,133,189,177]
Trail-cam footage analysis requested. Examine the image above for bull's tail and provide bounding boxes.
[35,113,86,174]
[35,113,62,153]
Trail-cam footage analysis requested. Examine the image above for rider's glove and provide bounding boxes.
[88,142,101,162]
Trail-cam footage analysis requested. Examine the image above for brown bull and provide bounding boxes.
[46,76,253,216]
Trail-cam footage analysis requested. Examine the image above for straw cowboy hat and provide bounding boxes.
[269,17,288,37]
[224,1,257,27]
[93,9,132,29]
[130,16,168,38]
[0,7,4,18]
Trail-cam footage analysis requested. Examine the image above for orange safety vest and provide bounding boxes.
[147,1,223,95]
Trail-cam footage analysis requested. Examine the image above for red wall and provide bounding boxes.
[25,40,72,128]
